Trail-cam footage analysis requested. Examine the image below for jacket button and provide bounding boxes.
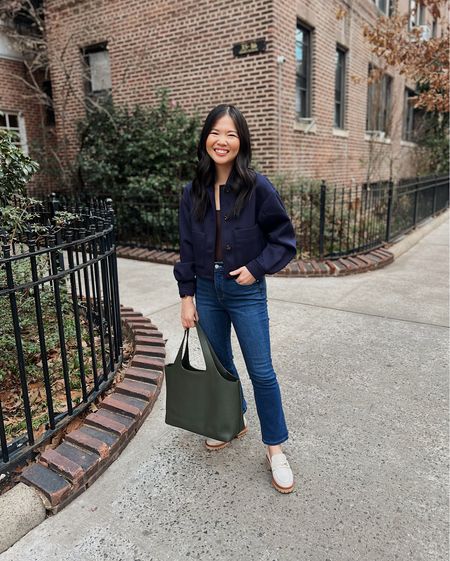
[225,244,232,251]
[225,188,230,193]
[224,215,229,221]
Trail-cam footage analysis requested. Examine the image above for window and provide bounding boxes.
[295,22,312,119]
[42,80,55,126]
[81,43,112,96]
[366,65,393,135]
[403,87,424,142]
[372,0,390,14]
[0,111,28,153]
[408,0,417,29]
[432,17,438,37]
[409,0,426,29]
[417,2,426,24]
[334,46,346,129]
[409,1,431,37]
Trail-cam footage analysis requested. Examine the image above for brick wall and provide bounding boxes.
[43,0,446,187]
[0,56,58,194]
[272,0,438,185]
[44,0,278,180]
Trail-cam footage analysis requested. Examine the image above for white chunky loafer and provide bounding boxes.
[266,451,295,493]
[205,415,248,451]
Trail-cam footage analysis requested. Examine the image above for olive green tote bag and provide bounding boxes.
[165,321,245,442]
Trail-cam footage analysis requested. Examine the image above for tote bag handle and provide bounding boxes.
[175,321,236,380]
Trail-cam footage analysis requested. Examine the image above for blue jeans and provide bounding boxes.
[194,261,289,446]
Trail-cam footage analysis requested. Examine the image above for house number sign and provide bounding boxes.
[232,38,267,57]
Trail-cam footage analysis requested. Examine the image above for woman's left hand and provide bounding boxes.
[229,266,257,285]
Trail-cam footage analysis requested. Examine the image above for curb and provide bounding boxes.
[0,483,46,554]
[276,248,394,277]
[116,245,395,277]
[0,306,165,554]
[116,247,180,266]
[20,306,165,514]
[384,208,449,259]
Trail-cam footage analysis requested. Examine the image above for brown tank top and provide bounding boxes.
[215,209,223,260]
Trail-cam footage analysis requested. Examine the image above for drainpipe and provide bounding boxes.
[277,55,286,173]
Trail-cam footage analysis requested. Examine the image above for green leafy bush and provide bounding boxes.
[0,130,90,442]
[0,129,41,239]
[76,88,201,248]
[77,89,200,195]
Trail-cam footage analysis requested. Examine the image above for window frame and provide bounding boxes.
[372,0,391,15]
[42,80,55,126]
[408,0,416,29]
[334,45,347,129]
[402,87,425,142]
[403,88,415,141]
[0,110,28,154]
[81,42,112,97]
[432,17,438,37]
[408,0,426,29]
[366,64,393,136]
[417,2,426,25]
[295,21,312,119]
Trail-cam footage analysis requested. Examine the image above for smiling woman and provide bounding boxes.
[173,103,296,494]
[205,116,241,168]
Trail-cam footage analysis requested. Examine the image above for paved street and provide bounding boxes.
[1,216,448,561]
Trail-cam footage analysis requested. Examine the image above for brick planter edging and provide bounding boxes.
[276,247,394,276]
[116,245,394,276]
[19,306,166,515]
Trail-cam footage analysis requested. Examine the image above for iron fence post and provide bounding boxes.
[385,179,394,242]
[50,192,59,218]
[48,232,73,416]
[0,401,8,464]
[412,177,419,227]
[106,198,123,354]
[26,229,56,430]
[319,180,327,259]
[1,232,34,447]
[432,177,437,215]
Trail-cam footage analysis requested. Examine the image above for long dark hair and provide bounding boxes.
[191,104,257,222]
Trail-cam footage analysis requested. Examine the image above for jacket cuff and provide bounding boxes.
[178,280,196,298]
[245,259,266,281]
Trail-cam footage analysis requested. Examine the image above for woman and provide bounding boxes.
[173,104,297,494]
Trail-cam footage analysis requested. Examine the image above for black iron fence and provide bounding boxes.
[72,174,447,261]
[0,197,123,473]
[280,174,449,259]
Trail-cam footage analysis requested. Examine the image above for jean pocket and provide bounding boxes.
[229,277,265,297]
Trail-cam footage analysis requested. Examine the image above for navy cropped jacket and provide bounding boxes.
[173,170,297,297]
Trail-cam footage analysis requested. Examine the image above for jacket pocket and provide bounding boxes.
[233,224,266,266]
[234,224,260,240]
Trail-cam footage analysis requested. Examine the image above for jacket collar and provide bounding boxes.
[207,166,237,191]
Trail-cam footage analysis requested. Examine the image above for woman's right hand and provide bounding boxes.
[181,296,199,329]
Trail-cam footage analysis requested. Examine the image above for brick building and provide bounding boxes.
[0,27,40,159]
[0,18,57,192]
[1,0,448,189]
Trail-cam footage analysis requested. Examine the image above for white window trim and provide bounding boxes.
[18,112,28,155]
[0,110,28,154]
[332,127,349,138]
[372,0,390,15]
[294,117,317,134]
[364,131,392,144]
[0,26,24,61]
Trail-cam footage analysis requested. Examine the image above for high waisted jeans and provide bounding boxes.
[194,261,289,446]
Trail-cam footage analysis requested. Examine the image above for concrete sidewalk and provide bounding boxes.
[1,217,448,561]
